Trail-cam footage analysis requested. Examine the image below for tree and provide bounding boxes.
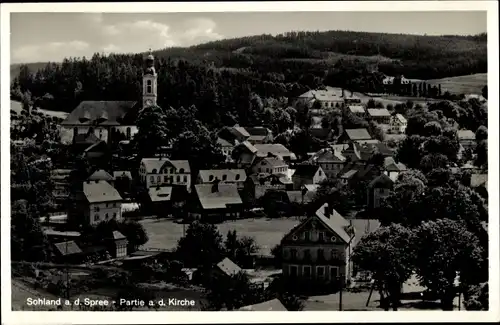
[119,220,149,252]
[420,153,449,174]
[423,121,442,137]
[353,224,415,310]
[475,125,487,142]
[413,219,484,310]
[481,85,487,99]
[203,271,260,310]
[475,140,488,169]
[464,282,488,311]
[176,221,225,268]
[133,107,172,158]
[395,135,426,168]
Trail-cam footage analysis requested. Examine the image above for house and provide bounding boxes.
[110,231,128,258]
[197,169,247,189]
[245,173,293,200]
[52,241,84,263]
[296,88,345,110]
[189,181,244,221]
[280,203,380,286]
[217,137,235,162]
[148,186,174,216]
[252,157,289,176]
[383,157,407,181]
[79,180,123,226]
[292,165,327,190]
[238,299,288,311]
[390,113,407,134]
[244,127,273,144]
[138,158,191,190]
[254,144,296,162]
[60,51,158,144]
[366,174,394,209]
[457,130,476,149]
[348,105,366,117]
[230,126,252,143]
[214,257,242,278]
[366,108,391,124]
[312,149,346,178]
[339,169,359,185]
[232,141,258,168]
[338,129,372,143]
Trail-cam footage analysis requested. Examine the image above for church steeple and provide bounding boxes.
[142,48,157,108]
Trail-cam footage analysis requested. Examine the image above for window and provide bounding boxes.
[318,170,322,177]
[150,176,154,183]
[99,129,103,139]
[222,174,227,181]
[73,127,78,137]
[258,168,262,173]
[105,213,109,220]
[330,267,339,280]
[157,176,161,183]
[164,176,169,183]
[113,212,117,219]
[303,266,312,278]
[146,80,152,94]
[209,175,214,181]
[152,169,157,174]
[291,249,297,260]
[319,231,325,241]
[94,206,100,212]
[94,214,99,222]
[183,175,188,182]
[266,168,270,173]
[317,249,324,260]
[126,127,131,139]
[235,174,240,180]
[290,265,298,277]
[304,231,310,241]
[179,168,185,173]
[331,249,339,260]
[304,249,311,260]
[176,175,180,182]
[316,266,325,278]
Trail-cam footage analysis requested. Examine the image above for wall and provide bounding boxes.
[319,162,344,178]
[88,201,122,225]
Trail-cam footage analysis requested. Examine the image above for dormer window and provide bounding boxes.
[152,168,157,174]
[222,174,227,181]
[179,168,185,174]
[235,174,240,180]
[209,175,214,181]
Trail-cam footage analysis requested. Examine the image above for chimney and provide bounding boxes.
[211,177,220,193]
[324,203,329,218]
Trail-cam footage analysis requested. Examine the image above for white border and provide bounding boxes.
[1,1,499,324]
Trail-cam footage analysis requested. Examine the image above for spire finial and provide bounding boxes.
[149,48,152,55]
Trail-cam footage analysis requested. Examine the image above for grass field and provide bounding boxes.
[140,218,301,256]
[426,73,487,95]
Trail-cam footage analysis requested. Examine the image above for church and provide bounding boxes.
[60,51,158,145]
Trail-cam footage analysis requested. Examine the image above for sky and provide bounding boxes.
[10,11,487,64]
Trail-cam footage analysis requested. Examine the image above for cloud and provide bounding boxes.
[180,18,224,44]
[102,44,120,54]
[80,13,104,25]
[12,40,90,63]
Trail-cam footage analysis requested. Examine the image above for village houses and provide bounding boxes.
[139,157,191,190]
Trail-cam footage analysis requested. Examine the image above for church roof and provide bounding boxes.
[61,101,140,126]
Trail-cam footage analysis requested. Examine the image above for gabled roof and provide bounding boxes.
[314,204,352,243]
[239,299,287,311]
[458,130,475,141]
[368,173,394,188]
[198,169,247,183]
[254,144,292,158]
[471,174,488,188]
[292,164,321,179]
[88,169,114,182]
[349,105,366,114]
[232,126,251,138]
[112,230,127,240]
[61,101,139,126]
[194,184,243,210]
[316,150,346,163]
[393,113,407,124]
[350,219,381,247]
[216,257,242,276]
[74,132,100,145]
[286,190,316,204]
[238,141,258,154]
[148,186,173,202]
[53,241,82,256]
[344,128,372,141]
[384,157,407,172]
[367,108,391,117]
[340,169,358,179]
[257,157,287,168]
[217,137,233,147]
[140,158,191,174]
[113,171,132,179]
[304,184,320,192]
[82,180,122,203]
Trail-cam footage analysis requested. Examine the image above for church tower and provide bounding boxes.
[142,49,157,108]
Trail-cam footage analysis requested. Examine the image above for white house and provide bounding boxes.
[82,180,123,226]
[390,113,407,134]
[139,158,191,190]
[252,157,289,176]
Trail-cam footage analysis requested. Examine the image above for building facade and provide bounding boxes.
[139,158,191,190]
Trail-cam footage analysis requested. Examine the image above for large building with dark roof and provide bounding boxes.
[60,50,158,144]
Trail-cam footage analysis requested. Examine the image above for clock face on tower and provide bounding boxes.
[145,99,153,107]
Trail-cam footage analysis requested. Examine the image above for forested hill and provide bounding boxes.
[11,30,487,128]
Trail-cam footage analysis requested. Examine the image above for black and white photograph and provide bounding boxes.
[1,1,498,324]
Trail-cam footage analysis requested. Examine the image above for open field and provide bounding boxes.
[10,100,69,119]
[140,218,301,256]
[426,73,487,95]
